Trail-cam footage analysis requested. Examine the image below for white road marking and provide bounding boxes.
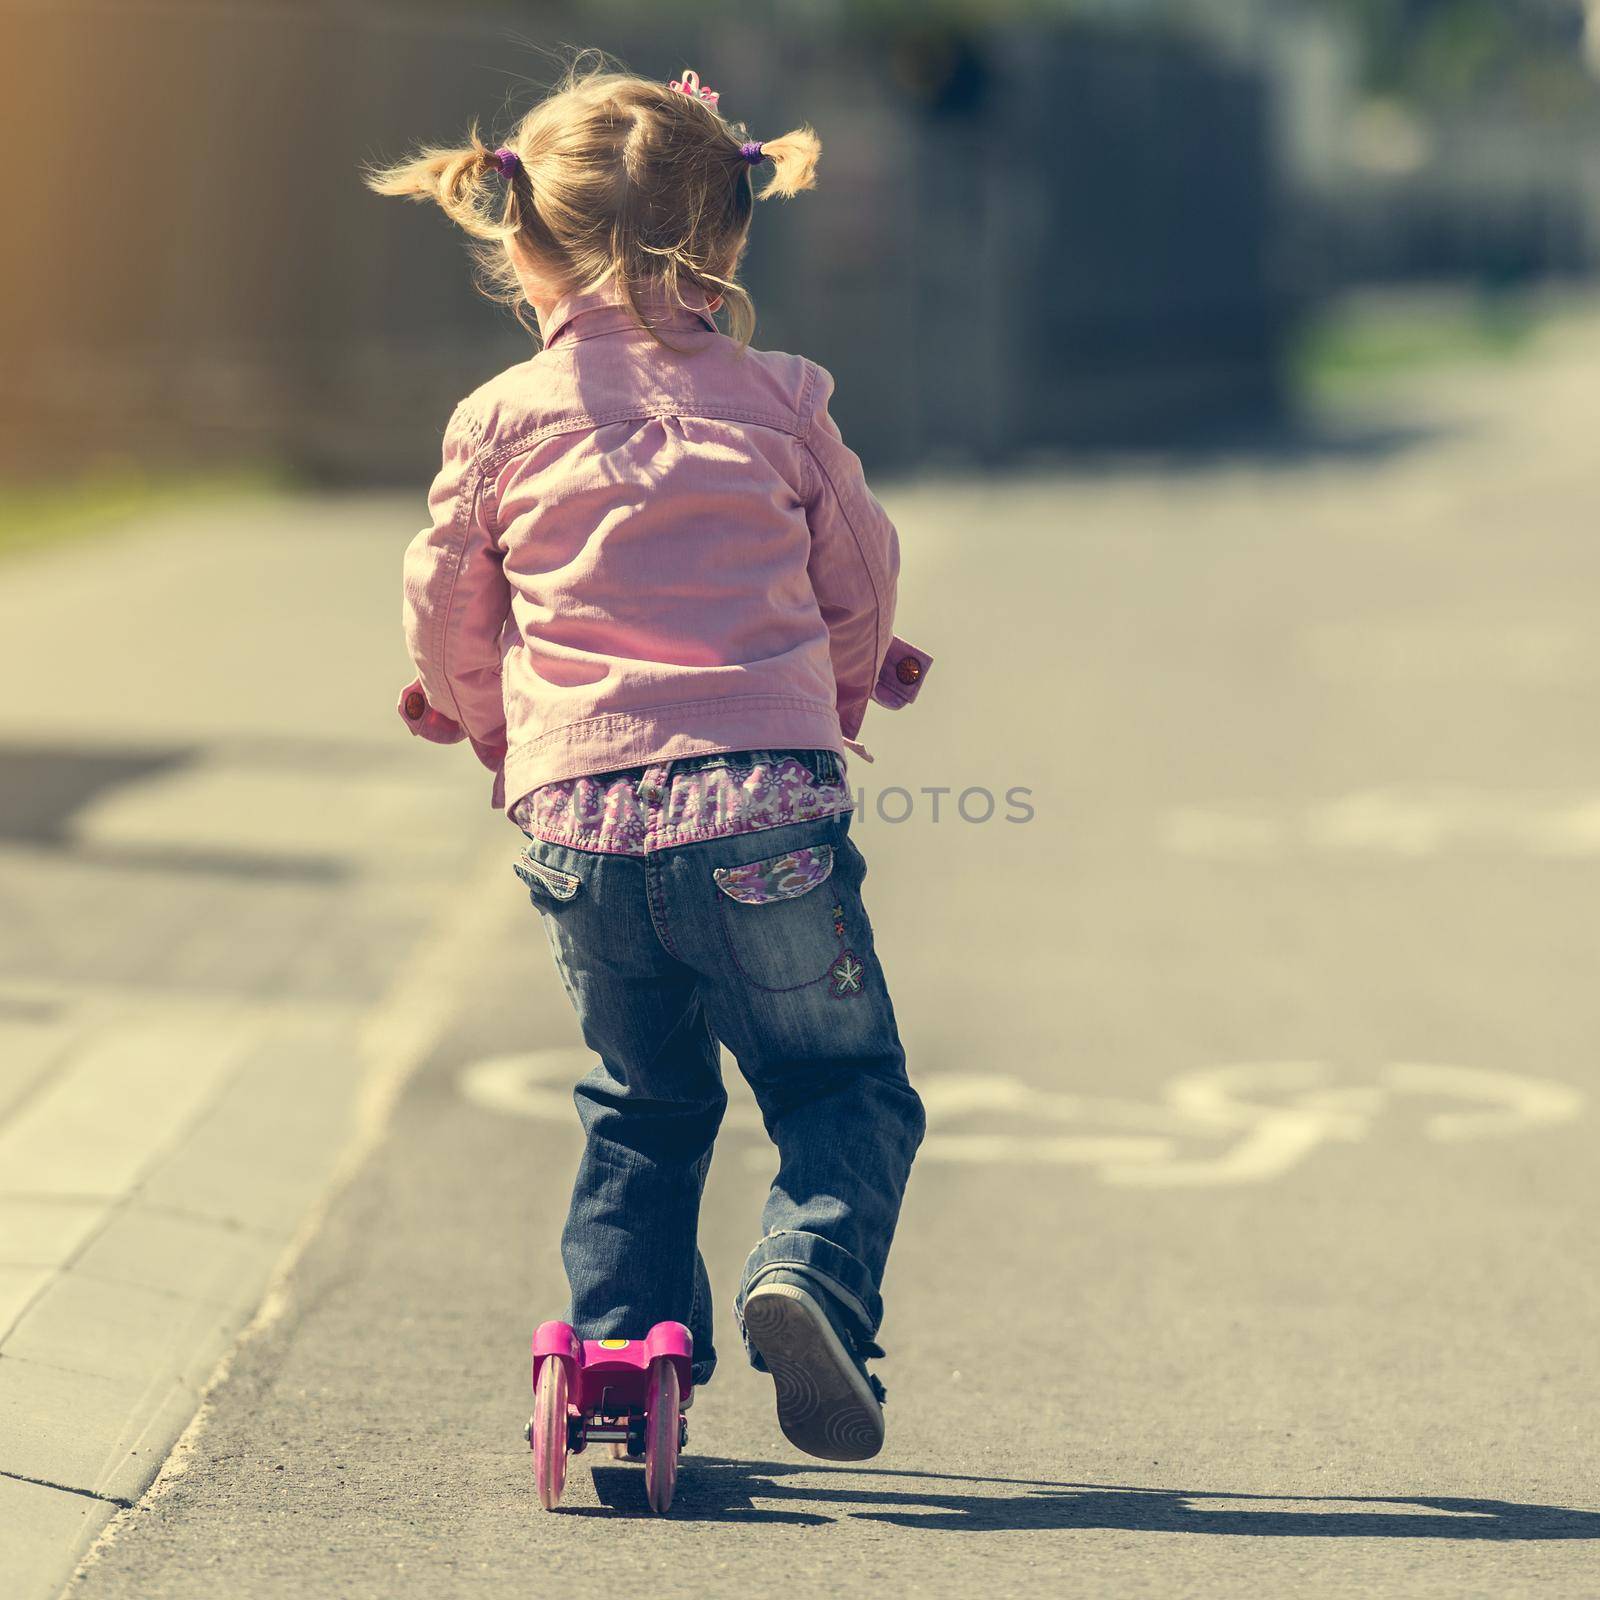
[1379,1060,1584,1141]
[1164,788,1600,860]
[910,1135,1176,1166]
[1302,621,1587,687]
[459,1049,596,1124]
[457,1052,1584,1188]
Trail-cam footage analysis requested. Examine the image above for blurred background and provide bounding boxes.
[4,5,1600,1594]
[4,0,1600,493]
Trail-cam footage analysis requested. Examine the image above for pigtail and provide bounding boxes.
[367,56,818,352]
[365,123,523,242]
[752,125,820,201]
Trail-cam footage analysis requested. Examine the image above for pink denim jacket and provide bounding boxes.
[396,277,932,814]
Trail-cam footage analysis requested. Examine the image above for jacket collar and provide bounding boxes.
[536,275,719,349]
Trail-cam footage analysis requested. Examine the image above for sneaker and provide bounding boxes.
[740,1270,887,1461]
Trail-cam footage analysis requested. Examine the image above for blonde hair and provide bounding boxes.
[365,51,820,348]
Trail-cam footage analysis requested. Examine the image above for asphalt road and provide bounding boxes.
[69,323,1600,1597]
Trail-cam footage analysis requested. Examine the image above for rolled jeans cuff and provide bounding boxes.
[735,1230,881,1359]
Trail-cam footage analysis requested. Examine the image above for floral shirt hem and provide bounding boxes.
[510,751,855,856]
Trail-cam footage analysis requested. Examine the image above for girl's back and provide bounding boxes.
[426,273,893,809]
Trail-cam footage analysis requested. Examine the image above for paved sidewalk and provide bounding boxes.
[10,312,1600,1598]
[50,310,1600,1600]
[0,495,516,1598]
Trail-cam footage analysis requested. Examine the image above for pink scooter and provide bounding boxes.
[528,1321,694,1513]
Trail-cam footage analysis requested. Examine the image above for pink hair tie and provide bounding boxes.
[491,146,522,179]
[669,69,719,108]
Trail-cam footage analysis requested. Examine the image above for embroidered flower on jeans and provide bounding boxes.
[829,951,865,997]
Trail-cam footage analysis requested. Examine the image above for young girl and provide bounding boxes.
[372,56,931,1462]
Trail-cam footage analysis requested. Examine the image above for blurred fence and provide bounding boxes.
[3,3,1291,479]
[1328,114,1600,289]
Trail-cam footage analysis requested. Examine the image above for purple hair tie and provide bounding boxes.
[491,146,522,180]
[739,141,765,164]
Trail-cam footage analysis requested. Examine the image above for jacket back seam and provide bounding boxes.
[504,693,839,751]
[471,403,808,480]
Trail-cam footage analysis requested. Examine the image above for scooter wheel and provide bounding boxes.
[643,1357,681,1514]
[532,1358,569,1510]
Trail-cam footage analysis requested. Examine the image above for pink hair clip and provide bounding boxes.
[668,69,719,109]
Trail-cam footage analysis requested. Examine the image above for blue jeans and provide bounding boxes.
[513,748,925,1387]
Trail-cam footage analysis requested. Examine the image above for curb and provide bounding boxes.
[0,836,520,1600]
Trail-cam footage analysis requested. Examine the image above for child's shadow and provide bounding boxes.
[583,1456,1600,1537]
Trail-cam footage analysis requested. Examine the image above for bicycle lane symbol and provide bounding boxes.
[455,1053,1584,1189]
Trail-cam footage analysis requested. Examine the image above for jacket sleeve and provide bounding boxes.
[396,404,512,782]
[801,362,932,756]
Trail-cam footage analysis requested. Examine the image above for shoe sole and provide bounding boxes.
[742,1283,885,1461]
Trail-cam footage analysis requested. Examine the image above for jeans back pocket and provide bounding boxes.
[514,845,582,903]
[712,842,847,993]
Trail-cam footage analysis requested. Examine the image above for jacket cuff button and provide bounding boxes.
[403,690,427,720]
[894,656,921,686]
